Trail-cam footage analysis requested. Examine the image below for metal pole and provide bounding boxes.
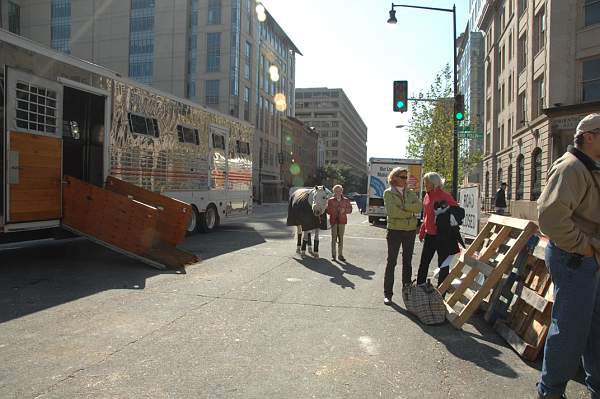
[452,4,459,199]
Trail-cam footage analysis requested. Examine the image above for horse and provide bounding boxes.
[286,186,329,258]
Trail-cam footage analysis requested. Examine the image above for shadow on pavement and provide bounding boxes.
[388,302,519,379]
[337,260,376,280]
[292,258,355,289]
[0,239,182,325]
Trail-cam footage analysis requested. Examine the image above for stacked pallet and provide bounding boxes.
[439,214,555,361]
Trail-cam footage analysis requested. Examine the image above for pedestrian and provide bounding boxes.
[417,172,459,287]
[494,182,508,214]
[327,184,353,262]
[536,113,600,399]
[383,167,422,305]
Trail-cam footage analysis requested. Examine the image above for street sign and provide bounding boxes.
[458,185,480,237]
[458,129,483,139]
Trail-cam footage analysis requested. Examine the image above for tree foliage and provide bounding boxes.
[406,64,458,189]
[312,163,366,193]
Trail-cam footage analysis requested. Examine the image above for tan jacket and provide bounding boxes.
[537,149,600,265]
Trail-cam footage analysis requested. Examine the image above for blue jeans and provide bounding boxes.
[538,241,600,398]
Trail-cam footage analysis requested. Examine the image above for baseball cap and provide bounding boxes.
[575,113,600,138]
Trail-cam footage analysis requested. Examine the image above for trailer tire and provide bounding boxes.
[186,206,200,235]
[199,204,219,233]
[368,216,375,224]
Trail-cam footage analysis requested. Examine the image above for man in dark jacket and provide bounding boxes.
[494,182,508,214]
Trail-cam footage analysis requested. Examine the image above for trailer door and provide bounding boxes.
[5,68,63,223]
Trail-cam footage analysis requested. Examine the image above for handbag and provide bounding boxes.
[402,280,446,325]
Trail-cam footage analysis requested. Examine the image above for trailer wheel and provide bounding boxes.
[368,216,376,224]
[199,204,219,233]
[186,206,200,235]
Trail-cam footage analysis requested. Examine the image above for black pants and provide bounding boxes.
[417,234,451,286]
[384,229,417,298]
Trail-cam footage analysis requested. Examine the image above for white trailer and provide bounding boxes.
[366,157,424,224]
[0,29,253,240]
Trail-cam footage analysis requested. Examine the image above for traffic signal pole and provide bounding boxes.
[388,3,459,198]
[452,4,458,199]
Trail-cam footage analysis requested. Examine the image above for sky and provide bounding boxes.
[260,0,469,159]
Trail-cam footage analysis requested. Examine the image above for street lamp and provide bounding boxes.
[387,2,459,199]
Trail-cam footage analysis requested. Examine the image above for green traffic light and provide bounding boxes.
[455,112,464,121]
[396,100,405,109]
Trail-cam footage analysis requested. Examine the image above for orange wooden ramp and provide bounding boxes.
[62,176,199,269]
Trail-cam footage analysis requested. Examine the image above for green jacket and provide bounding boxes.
[383,187,422,231]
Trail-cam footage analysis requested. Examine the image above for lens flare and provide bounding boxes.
[274,92,287,111]
[290,163,301,176]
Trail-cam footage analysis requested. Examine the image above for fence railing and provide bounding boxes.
[481,196,512,215]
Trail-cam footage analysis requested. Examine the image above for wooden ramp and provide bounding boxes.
[62,176,198,270]
[438,214,538,329]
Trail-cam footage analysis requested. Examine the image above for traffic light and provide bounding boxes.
[454,94,465,121]
[393,80,408,112]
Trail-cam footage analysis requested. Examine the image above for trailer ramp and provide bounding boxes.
[62,176,198,270]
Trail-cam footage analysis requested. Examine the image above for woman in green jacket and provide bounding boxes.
[383,167,422,305]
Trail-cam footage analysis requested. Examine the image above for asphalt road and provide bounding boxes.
[0,204,590,398]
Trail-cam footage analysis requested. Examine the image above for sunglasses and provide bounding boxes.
[397,175,408,180]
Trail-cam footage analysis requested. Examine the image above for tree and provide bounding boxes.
[406,64,463,190]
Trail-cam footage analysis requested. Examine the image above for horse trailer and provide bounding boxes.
[0,29,253,247]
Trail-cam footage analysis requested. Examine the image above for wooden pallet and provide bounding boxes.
[491,237,553,361]
[438,214,538,329]
[63,176,198,269]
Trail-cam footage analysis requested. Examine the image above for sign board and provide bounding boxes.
[458,185,480,237]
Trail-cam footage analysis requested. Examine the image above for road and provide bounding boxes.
[0,204,590,398]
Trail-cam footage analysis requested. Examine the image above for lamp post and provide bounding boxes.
[387,2,459,199]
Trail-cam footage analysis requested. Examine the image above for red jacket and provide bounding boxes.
[327,196,353,225]
[419,188,458,240]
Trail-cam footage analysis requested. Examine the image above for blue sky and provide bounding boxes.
[261,0,469,159]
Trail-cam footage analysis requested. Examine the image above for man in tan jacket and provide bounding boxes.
[536,113,600,399]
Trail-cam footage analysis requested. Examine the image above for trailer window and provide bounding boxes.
[212,133,225,150]
[236,140,250,155]
[15,81,58,134]
[128,113,159,137]
[177,125,199,145]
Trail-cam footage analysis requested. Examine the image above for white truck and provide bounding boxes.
[367,158,424,224]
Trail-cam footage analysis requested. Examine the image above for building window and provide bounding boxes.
[501,83,505,110]
[508,118,512,143]
[485,171,490,199]
[497,167,503,188]
[244,41,252,80]
[534,76,545,118]
[486,63,492,87]
[244,87,250,121]
[230,0,241,97]
[518,91,527,127]
[187,0,199,100]
[245,0,252,34]
[128,113,159,137]
[531,148,542,200]
[508,32,513,61]
[516,154,524,200]
[499,45,504,71]
[518,33,527,73]
[51,0,71,54]
[519,0,527,16]
[508,74,513,103]
[585,0,600,26]
[534,8,546,55]
[129,0,155,84]
[507,164,513,200]
[486,97,491,121]
[500,123,505,149]
[8,1,20,34]
[583,58,600,102]
[205,80,220,105]
[207,32,221,72]
[208,0,221,24]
